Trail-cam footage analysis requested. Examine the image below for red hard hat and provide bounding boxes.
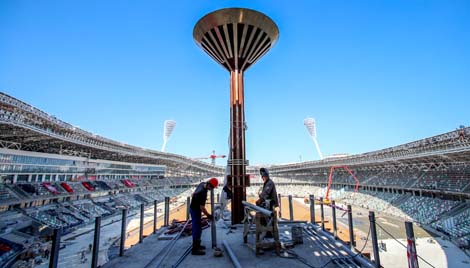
[208,178,218,188]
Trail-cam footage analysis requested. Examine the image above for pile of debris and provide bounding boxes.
[164,218,210,237]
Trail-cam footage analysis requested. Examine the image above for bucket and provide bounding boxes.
[291,226,303,244]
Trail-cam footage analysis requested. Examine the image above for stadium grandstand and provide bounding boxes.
[0,92,224,266]
[1,92,469,267]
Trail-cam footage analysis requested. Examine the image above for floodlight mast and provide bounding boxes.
[304,118,323,160]
[161,120,176,152]
[194,8,279,224]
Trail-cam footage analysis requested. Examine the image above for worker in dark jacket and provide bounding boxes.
[256,168,278,210]
[190,178,218,255]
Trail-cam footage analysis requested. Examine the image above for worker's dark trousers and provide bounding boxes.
[190,208,202,240]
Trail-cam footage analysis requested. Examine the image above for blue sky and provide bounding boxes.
[1,0,469,165]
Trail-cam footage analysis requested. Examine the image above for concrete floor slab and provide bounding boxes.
[102,221,368,268]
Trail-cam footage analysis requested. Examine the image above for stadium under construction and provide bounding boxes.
[2,91,470,268]
[2,6,470,268]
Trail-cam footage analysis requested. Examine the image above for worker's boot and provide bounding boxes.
[191,239,206,255]
[199,240,206,250]
[197,239,206,250]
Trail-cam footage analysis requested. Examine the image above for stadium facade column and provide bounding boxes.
[193,8,279,224]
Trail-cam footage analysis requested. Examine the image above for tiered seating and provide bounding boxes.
[433,207,470,238]
[0,184,18,203]
[62,203,91,222]
[398,196,458,224]
[114,195,141,208]
[68,182,90,194]
[102,180,121,190]
[41,182,63,195]
[457,235,470,250]
[28,209,67,228]
[271,177,297,184]
[415,171,470,192]
[26,204,85,228]
[336,190,409,219]
[91,181,111,191]
[17,184,39,196]
[73,200,112,218]
[43,205,82,227]
[367,172,418,188]
[150,179,168,187]
[0,237,24,268]
[134,194,153,204]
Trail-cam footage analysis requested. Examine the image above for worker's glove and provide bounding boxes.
[207,214,214,221]
[255,199,262,206]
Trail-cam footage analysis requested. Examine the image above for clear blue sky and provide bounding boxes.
[1,0,469,165]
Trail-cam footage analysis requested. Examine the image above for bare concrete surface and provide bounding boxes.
[380,237,470,268]
[102,220,365,268]
[37,196,470,268]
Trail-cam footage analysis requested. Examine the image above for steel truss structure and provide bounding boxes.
[269,127,470,177]
[0,93,224,178]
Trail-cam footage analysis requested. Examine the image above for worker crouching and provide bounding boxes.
[256,168,278,210]
[190,178,217,255]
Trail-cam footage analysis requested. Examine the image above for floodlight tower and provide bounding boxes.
[194,8,279,224]
[304,118,323,160]
[161,120,176,152]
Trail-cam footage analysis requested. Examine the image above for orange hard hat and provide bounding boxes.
[208,178,219,188]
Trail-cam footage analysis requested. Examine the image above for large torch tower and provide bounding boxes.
[194,8,279,224]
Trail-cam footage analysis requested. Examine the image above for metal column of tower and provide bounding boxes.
[194,8,279,224]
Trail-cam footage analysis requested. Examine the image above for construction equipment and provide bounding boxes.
[325,166,360,202]
[193,150,226,165]
[242,201,280,255]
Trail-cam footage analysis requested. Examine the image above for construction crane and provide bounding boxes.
[193,150,226,165]
[324,165,360,203]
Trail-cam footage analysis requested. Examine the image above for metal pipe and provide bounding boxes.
[223,240,243,268]
[242,201,273,216]
[151,219,191,268]
[309,194,315,224]
[171,244,193,268]
[186,196,190,221]
[347,205,355,249]
[305,224,373,268]
[49,228,61,268]
[164,196,170,226]
[91,216,101,268]
[119,209,127,257]
[278,220,308,224]
[211,188,217,248]
[288,195,294,220]
[304,226,357,267]
[139,203,144,243]
[369,211,381,268]
[320,197,325,231]
[153,200,157,234]
[332,200,337,239]
[405,221,419,268]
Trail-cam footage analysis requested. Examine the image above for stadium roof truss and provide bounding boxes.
[1,92,469,178]
[0,93,224,177]
[268,127,470,176]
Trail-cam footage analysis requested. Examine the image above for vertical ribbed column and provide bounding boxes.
[194,8,278,225]
[229,70,247,224]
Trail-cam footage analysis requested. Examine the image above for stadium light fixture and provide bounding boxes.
[161,120,176,152]
[304,118,323,160]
